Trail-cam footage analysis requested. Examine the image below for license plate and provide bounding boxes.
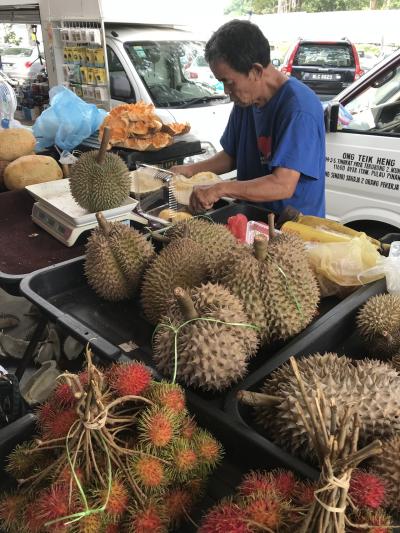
[310,73,334,80]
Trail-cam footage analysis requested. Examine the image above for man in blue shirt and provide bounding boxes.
[170,19,326,217]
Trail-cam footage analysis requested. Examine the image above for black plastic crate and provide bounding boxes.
[206,201,271,224]
[223,277,387,472]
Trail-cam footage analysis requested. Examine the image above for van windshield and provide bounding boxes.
[124,40,226,107]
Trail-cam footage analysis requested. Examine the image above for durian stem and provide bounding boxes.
[174,287,198,320]
[97,126,111,164]
[253,236,268,261]
[95,211,110,236]
[268,213,276,239]
[237,390,282,407]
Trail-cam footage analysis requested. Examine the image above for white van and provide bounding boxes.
[325,49,400,236]
[104,25,232,161]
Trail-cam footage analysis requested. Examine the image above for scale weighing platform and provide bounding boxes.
[26,179,148,247]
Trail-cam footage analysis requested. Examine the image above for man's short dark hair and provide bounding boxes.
[205,20,270,74]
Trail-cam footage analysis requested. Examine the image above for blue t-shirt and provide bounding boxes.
[220,77,326,216]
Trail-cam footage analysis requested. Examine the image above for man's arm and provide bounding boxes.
[189,167,300,212]
[169,150,235,177]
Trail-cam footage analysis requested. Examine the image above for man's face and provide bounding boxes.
[210,60,258,107]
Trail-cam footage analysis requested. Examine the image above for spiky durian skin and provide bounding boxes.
[254,353,400,460]
[370,435,400,511]
[140,237,208,325]
[219,233,319,346]
[357,294,400,357]
[164,218,240,273]
[69,150,130,212]
[262,232,320,343]
[85,221,155,301]
[153,282,259,391]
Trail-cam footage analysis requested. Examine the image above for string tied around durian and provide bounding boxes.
[152,315,260,384]
[44,426,112,528]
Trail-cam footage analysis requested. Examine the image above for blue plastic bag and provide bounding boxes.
[33,85,107,152]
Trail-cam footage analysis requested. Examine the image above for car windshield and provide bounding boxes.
[124,40,225,107]
[294,43,355,68]
[1,47,32,57]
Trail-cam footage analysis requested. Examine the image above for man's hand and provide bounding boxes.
[189,184,223,213]
[169,164,194,177]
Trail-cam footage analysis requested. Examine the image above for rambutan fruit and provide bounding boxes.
[103,523,122,533]
[193,429,223,470]
[39,405,79,440]
[0,492,27,531]
[293,480,317,506]
[36,483,76,531]
[6,441,47,478]
[198,500,251,533]
[147,381,187,414]
[56,464,85,488]
[238,470,275,497]
[51,380,77,407]
[349,509,393,532]
[137,406,178,448]
[126,500,168,533]
[181,416,198,440]
[93,476,129,519]
[166,439,199,480]
[270,469,296,499]
[129,453,167,492]
[24,499,46,533]
[243,491,289,530]
[164,486,194,526]
[349,469,386,510]
[106,361,151,397]
[75,513,103,533]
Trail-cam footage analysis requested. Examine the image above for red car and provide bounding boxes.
[279,39,364,101]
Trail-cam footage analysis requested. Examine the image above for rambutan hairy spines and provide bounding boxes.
[193,428,223,469]
[74,513,102,533]
[199,500,251,533]
[129,453,168,493]
[238,470,275,497]
[350,508,393,532]
[242,491,289,531]
[126,500,168,533]
[0,492,27,531]
[93,476,130,519]
[36,483,76,530]
[165,439,199,480]
[6,441,46,478]
[147,381,187,414]
[106,361,151,397]
[293,480,317,506]
[164,486,194,526]
[270,469,296,499]
[51,380,76,407]
[137,406,179,449]
[40,405,79,440]
[349,469,386,510]
[181,415,198,440]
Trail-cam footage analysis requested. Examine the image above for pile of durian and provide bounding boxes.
[0,348,223,532]
[84,214,320,391]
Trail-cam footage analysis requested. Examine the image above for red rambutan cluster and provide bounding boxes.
[349,469,386,510]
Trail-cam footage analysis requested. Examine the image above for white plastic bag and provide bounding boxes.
[358,241,400,294]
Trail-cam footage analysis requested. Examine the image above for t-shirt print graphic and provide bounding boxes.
[257,135,272,165]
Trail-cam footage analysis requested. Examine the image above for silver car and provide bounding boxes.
[1,46,45,82]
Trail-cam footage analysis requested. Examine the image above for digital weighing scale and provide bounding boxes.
[26,179,148,247]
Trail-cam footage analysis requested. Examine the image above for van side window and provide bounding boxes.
[106,46,135,102]
[343,64,400,136]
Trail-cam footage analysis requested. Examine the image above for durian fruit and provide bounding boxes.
[241,352,400,460]
[370,435,400,511]
[163,217,242,274]
[85,212,155,301]
[153,283,259,391]
[141,237,208,325]
[356,293,400,358]
[69,126,130,212]
[219,225,319,345]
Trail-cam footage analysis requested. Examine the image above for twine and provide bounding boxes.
[274,261,304,322]
[313,473,350,513]
[44,424,112,527]
[152,316,260,383]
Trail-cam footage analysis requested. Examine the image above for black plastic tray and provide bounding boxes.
[224,277,387,471]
